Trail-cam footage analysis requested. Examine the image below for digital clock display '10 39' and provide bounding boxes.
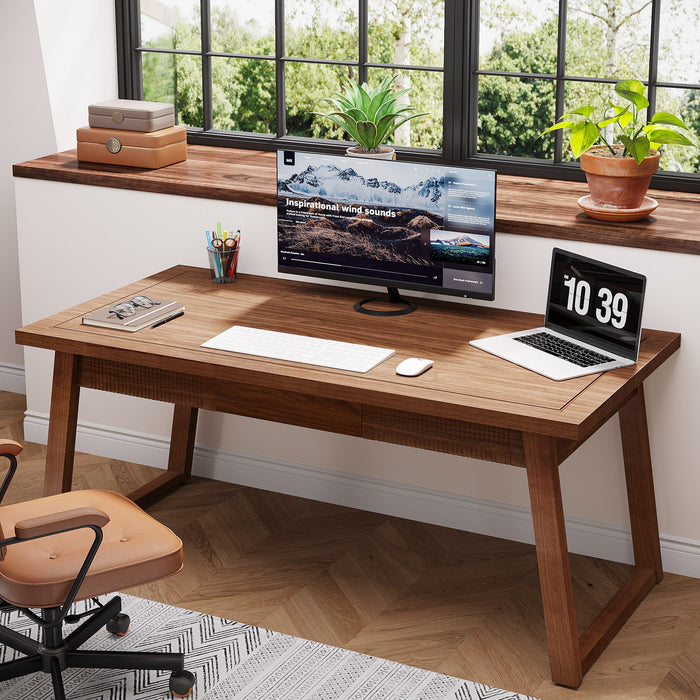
[546,249,647,361]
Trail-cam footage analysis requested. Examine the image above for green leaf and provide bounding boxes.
[618,110,633,129]
[367,91,391,121]
[570,121,600,157]
[615,79,649,110]
[566,105,596,119]
[537,121,576,138]
[374,111,428,145]
[598,105,629,128]
[620,134,651,164]
[644,126,696,147]
[355,120,378,149]
[322,114,360,143]
[650,112,689,130]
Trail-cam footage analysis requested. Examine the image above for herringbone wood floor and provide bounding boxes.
[1,390,699,699]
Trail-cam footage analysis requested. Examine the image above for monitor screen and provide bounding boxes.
[545,248,646,360]
[277,150,496,313]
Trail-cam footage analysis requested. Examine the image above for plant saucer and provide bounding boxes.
[578,195,658,222]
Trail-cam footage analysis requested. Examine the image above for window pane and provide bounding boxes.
[368,0,444,68]
[140,0,200,51]
[658,2,700,83]
[477,76,555,158]
[656,87,700,175]
[479,0,557,74]
[212,57,276,133]
[211,0,274,55]
[368,68,443,150]
[285,0,357,61]
[143,53,203,128]
[286,62,357,138]
[567,1,650,80]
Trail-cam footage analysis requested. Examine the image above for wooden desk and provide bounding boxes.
[15,266,680,688]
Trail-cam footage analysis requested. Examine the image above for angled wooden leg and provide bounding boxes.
[524,432,582,688]
[127,404,198,508]
[44,352,81,496]
[619,385,663,581]
[167,404,199,479]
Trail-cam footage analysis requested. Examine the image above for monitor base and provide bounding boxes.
[353,287,417,316]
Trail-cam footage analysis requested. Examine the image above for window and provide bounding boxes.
[116,0,700,188]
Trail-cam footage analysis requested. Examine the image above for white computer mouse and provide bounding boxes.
[395,357,434,377]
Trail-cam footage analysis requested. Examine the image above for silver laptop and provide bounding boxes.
[470,248,646,381]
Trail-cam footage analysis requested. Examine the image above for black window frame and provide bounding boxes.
[116,0,699,192]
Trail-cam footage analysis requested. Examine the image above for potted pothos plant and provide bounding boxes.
[539,79,696,220]
[318,76,427,159]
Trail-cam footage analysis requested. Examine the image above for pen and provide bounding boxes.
[151,311,184,329]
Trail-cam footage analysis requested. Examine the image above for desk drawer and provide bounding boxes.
[363,405,526,467]
[78,357,362,437]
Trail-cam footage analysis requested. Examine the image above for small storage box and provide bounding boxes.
[76,125,187,169]
[88,99,175,132]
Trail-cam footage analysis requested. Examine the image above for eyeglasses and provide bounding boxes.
[108,295,161,319]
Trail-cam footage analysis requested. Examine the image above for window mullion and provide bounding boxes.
[553,0,568,163]
[443,0,464,162]
[276,0,286,137]
[647,0,661,115]
[201,0,213,131]
[116,0,142,98]
[359,0,368,83]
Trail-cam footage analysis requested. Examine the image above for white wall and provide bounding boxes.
[8,1,700,577]
[0,1,54,390]
[0,0,116,391]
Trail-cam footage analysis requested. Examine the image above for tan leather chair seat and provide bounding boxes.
[0,489,182,608]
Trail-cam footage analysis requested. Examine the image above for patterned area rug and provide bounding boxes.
[0,595,540,699]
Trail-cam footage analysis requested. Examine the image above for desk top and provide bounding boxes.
[16,266,680,441]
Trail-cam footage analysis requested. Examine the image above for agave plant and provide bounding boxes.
[319,76,428,153]
[539,79,695,164]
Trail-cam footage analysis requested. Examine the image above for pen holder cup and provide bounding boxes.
[208,248,238,283]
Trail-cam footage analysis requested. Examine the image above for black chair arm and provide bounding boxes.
[0,508,110,627]
[0,441,22,504]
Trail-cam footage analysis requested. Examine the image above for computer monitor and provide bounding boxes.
[277,149,496,315]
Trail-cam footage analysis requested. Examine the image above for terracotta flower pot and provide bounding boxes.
[580,145,660,210]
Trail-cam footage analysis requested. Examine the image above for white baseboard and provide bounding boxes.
[23,411,700,579]
[0,362,25,395]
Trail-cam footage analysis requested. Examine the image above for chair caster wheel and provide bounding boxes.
[170,669,196,697]
[106,613,130,636]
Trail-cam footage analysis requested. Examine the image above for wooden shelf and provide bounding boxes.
[13,145,700,255]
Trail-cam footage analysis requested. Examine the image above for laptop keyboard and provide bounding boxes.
[514,332,614,367]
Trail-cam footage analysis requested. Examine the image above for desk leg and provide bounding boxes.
[619,385,663,581]
[524,432,582,688]
[44,352,81,496]
[127,404,198,509]
[167,404,198,479]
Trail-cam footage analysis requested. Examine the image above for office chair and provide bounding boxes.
[0,439,195,699]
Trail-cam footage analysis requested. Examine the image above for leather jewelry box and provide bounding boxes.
[76,125,187,169]
[88,99,175,132]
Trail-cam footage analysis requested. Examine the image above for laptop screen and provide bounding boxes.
[545,248,646,361]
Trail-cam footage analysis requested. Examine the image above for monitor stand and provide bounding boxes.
[353,287,417,316]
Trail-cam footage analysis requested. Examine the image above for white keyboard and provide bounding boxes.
[201,325,395,373]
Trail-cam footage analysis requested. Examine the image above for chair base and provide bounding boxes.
[0,596,195,698]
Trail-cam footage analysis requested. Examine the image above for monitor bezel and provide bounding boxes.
[276,149,497,303]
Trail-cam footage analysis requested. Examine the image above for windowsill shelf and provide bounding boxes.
[13,145,700,256]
